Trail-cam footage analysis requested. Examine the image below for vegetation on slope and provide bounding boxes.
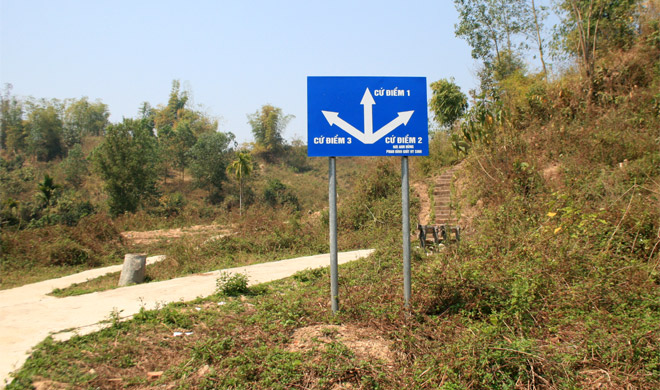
[4,1,660,388]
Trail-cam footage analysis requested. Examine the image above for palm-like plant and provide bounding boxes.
[38,174,59,207]
[227,151,253,215]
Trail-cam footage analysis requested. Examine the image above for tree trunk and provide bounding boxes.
[531,0,548,79]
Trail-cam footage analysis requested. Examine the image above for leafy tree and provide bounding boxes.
[152,80,218,181]
[92,118,160,215]
[285,138,310,173]
[553,0,641,81]
[529,0,549,78]
[454,0,531,64]
[153,80,189,131]
[227,151,253,215]
[263,178,299,210]
[61,144,88,188]
[455,0,545,89]
[430,78,469,129]
[492,49,527,82]
[247,104,293,157]
[37,174,59,207]
[26,103,64,161]
[158,120,196,182]
[0,84,26,155]
[62,97,109,148]
[188,131,235,202]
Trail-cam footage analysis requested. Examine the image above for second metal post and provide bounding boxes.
[402,156,411,308]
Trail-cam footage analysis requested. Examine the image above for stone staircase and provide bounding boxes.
[417,166,460,249]
[433,167,458,225]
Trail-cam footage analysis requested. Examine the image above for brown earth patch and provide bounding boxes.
[288,324,396,365]
[32,380,68,390]
[413,181,431,225]
[450,162,477,233]
[120,224,232,245]
[542,162,562,186]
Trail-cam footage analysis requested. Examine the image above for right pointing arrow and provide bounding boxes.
[369,110,414,143]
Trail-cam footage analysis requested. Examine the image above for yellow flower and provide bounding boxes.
[547,212,557,218]
[554,227,562,234]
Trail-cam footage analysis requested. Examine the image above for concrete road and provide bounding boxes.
[0,249,374,387]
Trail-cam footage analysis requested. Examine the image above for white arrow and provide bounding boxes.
[360,88,375,138]
[321,91,415,144]
[321,111,370,144]
[368,110,414,143]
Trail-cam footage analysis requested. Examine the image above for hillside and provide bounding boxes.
[3,3,660,389]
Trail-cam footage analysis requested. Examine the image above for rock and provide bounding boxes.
[32,380,68,390]
[196,365,210,377]
[147,371,164,379]
[118,254,146,286]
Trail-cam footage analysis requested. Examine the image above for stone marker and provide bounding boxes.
[118,254,146,286]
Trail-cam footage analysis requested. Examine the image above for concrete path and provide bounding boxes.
[0,249,374,387]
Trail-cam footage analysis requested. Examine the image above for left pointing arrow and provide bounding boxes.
[321,111,370,144]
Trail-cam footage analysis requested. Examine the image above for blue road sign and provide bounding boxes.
[307,76,428,157]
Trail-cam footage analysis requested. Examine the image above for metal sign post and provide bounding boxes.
[329,157,339,313]
[402,156,411,308]
[308,76,428,312]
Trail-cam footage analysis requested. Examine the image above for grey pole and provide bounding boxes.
[402,156,411,308]
[329,157,339,313]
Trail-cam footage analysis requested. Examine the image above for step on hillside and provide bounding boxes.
[433,167,458,226]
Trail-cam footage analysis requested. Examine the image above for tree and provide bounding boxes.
[430,79,468,129]
[227,151,253,215]
[188,131,235,202]
[92,118,160,215]
[285,138,311,173]
[152,80,218,182]
[1,84,26,155]
[153,80,188,131]
[26,103,64,161]
[247,104,293,157]
[554,0,640,81]
[455,0,546,86]
[61,143,88,188]
[62,97,109,148]
[454,0,530,63]
[530,0,549,78]
[158,120,196,182]
[37,174,59,207]
[263,179,299,210]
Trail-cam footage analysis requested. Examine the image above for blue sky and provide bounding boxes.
[1,0,482,143]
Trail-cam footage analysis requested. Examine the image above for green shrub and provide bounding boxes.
[49,190,95,226]
[339,159,401,231]
[61,144,88,188]
[216,272,250,296]
[292,267,326,283]
[46,238,90,266]
[418,130,459,175]
[263,179,300,210]
[156,192,186,216]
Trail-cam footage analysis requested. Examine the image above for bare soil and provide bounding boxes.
[120,224,232,245]
[288,324,397,365]
[412,181,431,225]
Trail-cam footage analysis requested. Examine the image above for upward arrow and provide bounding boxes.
[360,88,375,137]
